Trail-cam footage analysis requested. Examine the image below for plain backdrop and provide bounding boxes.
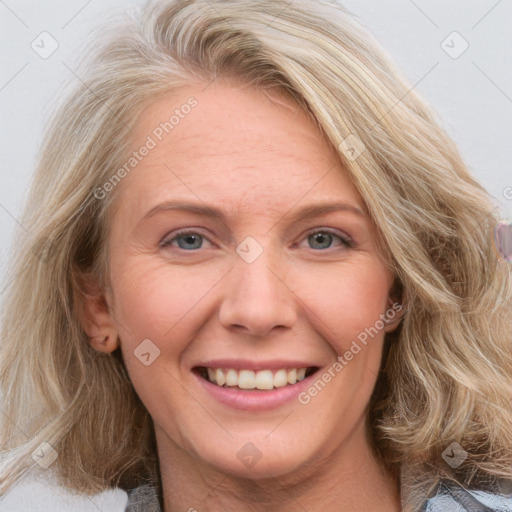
[1,0,511,296]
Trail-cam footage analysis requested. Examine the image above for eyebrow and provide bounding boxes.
[141,199,366,227]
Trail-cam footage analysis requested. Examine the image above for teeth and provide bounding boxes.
[211,368,224,386]
[204,367,311,389]
[273,369,288,388]
[238,370,256,389]
[255,370,274,390]
[225,369,237,386]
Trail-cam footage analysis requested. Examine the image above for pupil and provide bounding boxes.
[312,232,331,249]
[179,234,201,249]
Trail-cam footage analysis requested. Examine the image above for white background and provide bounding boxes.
[1,0,511,295]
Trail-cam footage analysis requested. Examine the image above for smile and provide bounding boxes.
[196,367,318,390]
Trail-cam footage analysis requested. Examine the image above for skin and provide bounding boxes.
[81,79,403,511]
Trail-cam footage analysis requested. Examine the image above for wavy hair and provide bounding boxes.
[1,0,511,509]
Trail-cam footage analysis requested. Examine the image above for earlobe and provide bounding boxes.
[89,333,119,354]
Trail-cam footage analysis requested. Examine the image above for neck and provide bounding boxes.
[155,423,400,512]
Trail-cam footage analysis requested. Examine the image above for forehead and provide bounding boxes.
[115,81,363,219]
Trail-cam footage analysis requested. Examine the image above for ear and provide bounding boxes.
[76,272,120,354]
[383,287,405,333]
[383,302,405,332]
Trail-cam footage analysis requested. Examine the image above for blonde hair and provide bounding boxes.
[1,0,511,509]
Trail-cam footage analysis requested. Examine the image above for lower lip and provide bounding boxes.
[193,371,318,411]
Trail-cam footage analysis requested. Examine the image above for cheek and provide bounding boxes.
[292,259,391,347]
[108,258,214,426]
[112,259,197,331]
[109,257,229,362]
[291,259,391,410]
[294,262,391,422]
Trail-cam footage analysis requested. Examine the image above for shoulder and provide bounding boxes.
[0,469,128,512]
[423,480,512,512]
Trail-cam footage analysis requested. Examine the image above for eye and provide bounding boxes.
[160,228,354,252]
[160,229,212,251]
[299,228,354,250]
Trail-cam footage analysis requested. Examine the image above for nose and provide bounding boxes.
[218,244,297,337]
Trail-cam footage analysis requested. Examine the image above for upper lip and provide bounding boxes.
[192,359,320,371]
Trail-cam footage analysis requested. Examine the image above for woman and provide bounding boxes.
[1,0,511,511]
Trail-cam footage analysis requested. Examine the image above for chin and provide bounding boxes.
[192,433,318,481]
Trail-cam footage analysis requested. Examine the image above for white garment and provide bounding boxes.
[0,469,128,512]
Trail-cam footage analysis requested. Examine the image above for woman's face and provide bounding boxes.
[100,81,399,479]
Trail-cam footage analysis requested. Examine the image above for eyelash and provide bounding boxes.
[160,228,355,251]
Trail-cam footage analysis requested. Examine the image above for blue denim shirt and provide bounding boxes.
[124,481,512,511]
[422,480,512,511]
